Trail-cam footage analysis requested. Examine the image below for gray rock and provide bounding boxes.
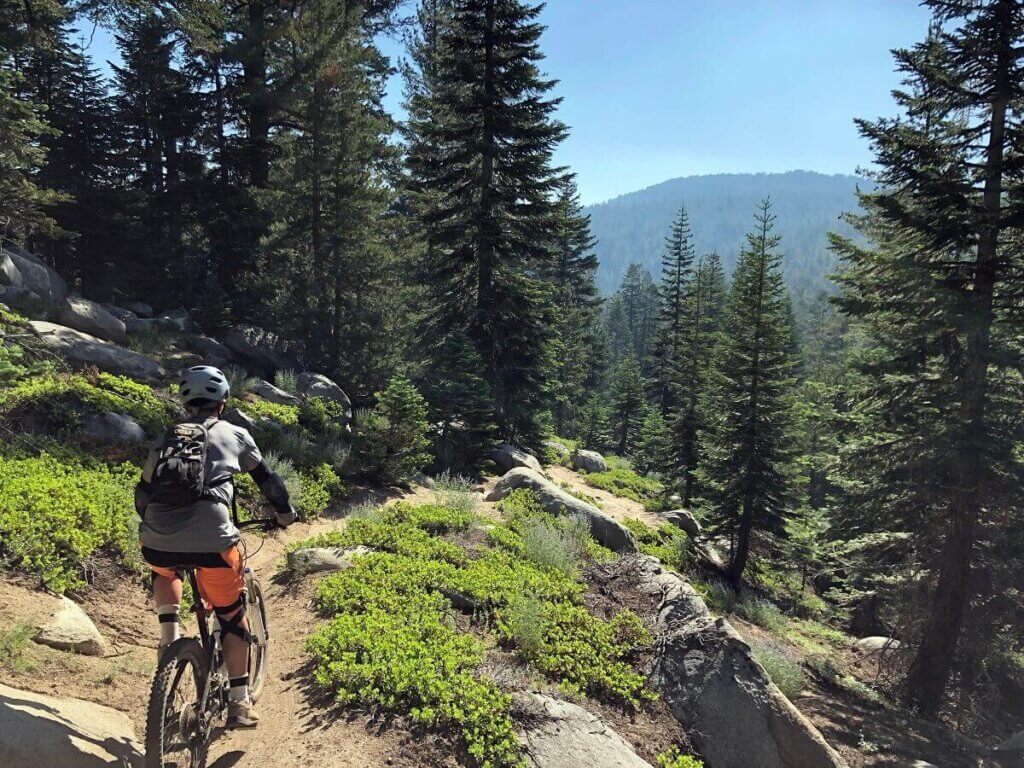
[33,597,108,656]
[83,412,147,444]
[570,449,607,473]
[101,304,137,323]
[855,636,901,654]
[996,729,1024,752]
[186,334,234,362]
[0,246,69,309]
[0,284,47,317]
[491,443,542,473]
[29,321,166,382]
[222,407,258,433]
[662,508,702,538]
[412,471,436,489]
[486,467,637,554]
[251,378,300,405]
[57,297,126,343]
[287,545,372,574]
[0,682,142,767]
[125,315,179,335]
[124,301,153,318]
[158,308,195,332]
[636,556,847,768]
[544,440,570,458]
[295,372,352,419]
[225,324,297,377]
[514,692,654,768]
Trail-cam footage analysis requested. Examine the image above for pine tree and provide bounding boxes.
[608,352,646,456]
[653,205,695,412]
[259,0,402,394]
[701,200,799,585]
[667,252,726,505]
[602,293,632,368]
[357,375,432,485]
[547,178,601,438]
[0,0,62,243]
[407,0,567,449]
[618,263,660,370]
[832,0,1024,714]
[634,406,670,475]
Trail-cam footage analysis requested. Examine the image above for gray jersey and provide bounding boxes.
[138,417,263,552]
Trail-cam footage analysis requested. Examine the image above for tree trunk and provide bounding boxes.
[729,494,754,588]
[904,7,1009,714]
[244,0,270,190]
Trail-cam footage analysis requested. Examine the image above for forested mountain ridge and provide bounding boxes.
[585,170,866,300]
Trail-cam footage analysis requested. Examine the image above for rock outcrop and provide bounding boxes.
[0,683,142,767]
[514,692,654,768]
[186,334,235,364]
[123,301,153,318]
[0,246,69,311]
[287,545,372,575]
[486,467,637,554]
[491,443,542,473]
[33,597,108,656]
[635,556,847,768]
[57,297,127,343]
[295,372,351,410]
[225,324,296,377]
[251,378,300,405]
[570,449,607,473]
[82,412,147,444]
[661,508,702,538]
[543,440,570,459]
[29,321,166,382]
[996,729,1024,754]
[855,636,901,654]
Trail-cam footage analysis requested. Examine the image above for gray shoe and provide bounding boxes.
[227,700,259,729]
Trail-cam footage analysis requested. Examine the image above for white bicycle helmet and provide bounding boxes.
[179,365,230,406]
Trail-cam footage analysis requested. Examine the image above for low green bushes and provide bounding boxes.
[242,397,299,426]
[305,496,658,765]
[657,747,704,768]
[751,641,805,700]
[0,452,137,592]
[308,565,522,767]
[0,370,174,434]
[582,466,662,504]
[621,517,689,569]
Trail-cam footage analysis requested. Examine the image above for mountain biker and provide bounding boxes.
[135,365,297,729]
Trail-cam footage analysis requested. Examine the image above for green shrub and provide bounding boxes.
[504,595,545,656]
[243,397,299,427]
[700,579,738,614]
[353,376,431,485]
[298,395,347,438]
[735,595,788,635]
[292,518,467,564]
[583,467,662,504]
[752,642,805,700]
[274,369,298,394]
[432,471,478,516]
[621,517,688,568]
[0,453,137,592]
[383,500,474,534]
[224,365,256,398]
[0,622,36,673]
[657,747,704,768]
[520,519,585,577]
[309,569,521,767]
[498,488,613,563]
[504,601,654,704]
[0,371,173,434]
[297,463,345,519]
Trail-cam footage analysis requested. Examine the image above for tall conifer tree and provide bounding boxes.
[833,0,1024,713]
[407,0,567,449]
[701,200,798,585]
[654,205,695,412]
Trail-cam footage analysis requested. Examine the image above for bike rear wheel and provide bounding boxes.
[145,637,210,768]
[248,578,269,703]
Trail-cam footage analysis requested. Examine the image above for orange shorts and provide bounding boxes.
[143,544,244,610]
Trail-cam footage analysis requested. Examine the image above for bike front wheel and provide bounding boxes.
[145,637,211,768]
[248,578,269,703]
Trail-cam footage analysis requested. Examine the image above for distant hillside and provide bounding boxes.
[584,171,868,302]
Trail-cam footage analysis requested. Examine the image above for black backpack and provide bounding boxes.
[150,422,211,506]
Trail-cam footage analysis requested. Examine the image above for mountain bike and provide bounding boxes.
[143,518,276,768]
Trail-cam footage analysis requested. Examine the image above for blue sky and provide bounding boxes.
[79,0,932,205]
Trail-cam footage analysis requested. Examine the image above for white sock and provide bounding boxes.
[229,676,250,703]
[156,604,180,645]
